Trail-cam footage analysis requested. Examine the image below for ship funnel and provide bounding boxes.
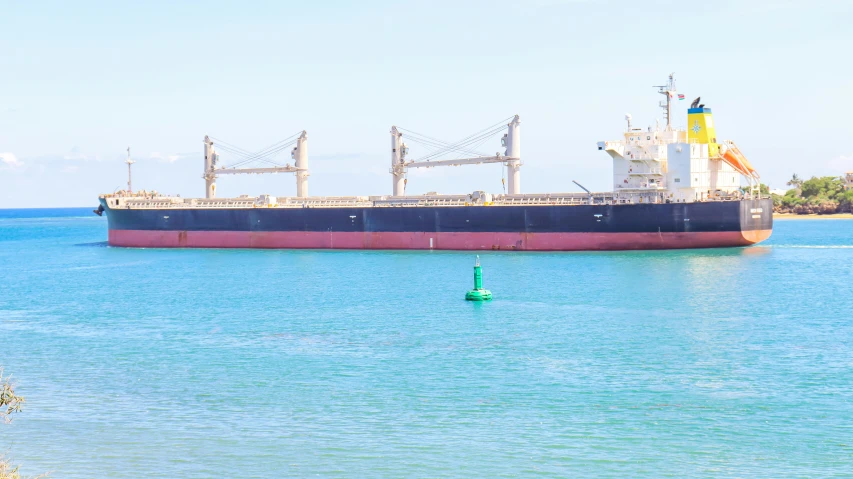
[687,105,719,157]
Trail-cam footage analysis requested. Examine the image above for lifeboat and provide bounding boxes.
[719,142,759,180]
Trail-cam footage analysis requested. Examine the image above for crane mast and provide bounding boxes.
[203,131,308,199]
[390,115,521,196]
[125,147,135,193]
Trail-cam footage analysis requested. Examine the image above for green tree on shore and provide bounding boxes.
[800,176,845,198]
[773,175,853,215]
[786,173,803,189]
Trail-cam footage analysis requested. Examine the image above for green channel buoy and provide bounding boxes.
[465,256,493,301]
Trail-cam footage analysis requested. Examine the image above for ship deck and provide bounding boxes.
[99,192,745,210]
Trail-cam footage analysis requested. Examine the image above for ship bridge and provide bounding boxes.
[598,73,761,203]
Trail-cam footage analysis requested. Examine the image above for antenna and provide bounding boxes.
[653,72,676,130]
[125,147,136,193]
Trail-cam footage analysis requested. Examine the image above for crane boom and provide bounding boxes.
[215,166,299,175]
[404,155,518,169]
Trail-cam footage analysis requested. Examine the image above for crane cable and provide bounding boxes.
[414,124,508,162]
[398,129,487,158]
[399,116,513,162]
[211,131,302,169]
[214,143,292,168]
[216,137,298,168]
[215,131,302,161]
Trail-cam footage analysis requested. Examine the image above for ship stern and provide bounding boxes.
[739,197,773,245]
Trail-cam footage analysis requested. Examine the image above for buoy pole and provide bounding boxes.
[465,255,493,301]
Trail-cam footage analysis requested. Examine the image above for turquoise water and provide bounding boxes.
[2,209,852,478]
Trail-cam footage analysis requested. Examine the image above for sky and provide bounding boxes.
[1,0,852,207]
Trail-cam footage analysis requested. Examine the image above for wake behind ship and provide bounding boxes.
[96,75,772,251]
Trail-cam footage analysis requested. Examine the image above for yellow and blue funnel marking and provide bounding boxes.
[687,107,719,157]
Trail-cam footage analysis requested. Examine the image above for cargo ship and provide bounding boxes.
[96,75,772,251]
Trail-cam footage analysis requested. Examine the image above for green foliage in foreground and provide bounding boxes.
[1,368,23,479]
[772,175,853,214]
[1,369,25,422]
[0,458,22,479]
[1,369,45,479]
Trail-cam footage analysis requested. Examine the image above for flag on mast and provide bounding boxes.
[677,94,685,100]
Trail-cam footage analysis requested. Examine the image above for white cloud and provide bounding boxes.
[63,165,80,173]
[149,152,189,163]
[0,152,22,167]
[827,154,853,173]
[63,147,90,161]
[530,0,591,6]
[745,0,801,14]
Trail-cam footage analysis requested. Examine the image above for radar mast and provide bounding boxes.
[654,73,677,130]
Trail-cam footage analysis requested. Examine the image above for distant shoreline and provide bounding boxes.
[774,213,853,220]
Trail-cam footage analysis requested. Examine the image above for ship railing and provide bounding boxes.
[629,159,666,164]
[373,195,619,206]
[117,193,645,209]
[612,135,689,151]
[622,140,676,147]
[498,197,584,205]
[294,198,373,207]
[189,197,375,208]
[192,199,257,208]
[494,193,614,206]
[123,202,182,209]
[373,195,471,207]
[622,148,665,162]
[120,197,190,209]
[628,168,664,176]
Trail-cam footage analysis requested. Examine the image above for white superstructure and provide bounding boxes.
[597,74,749,203]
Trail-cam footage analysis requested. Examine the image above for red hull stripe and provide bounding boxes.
[108,229,772,251]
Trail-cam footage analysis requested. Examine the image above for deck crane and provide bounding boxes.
[203,131,309,199]
[390,115,521,196]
